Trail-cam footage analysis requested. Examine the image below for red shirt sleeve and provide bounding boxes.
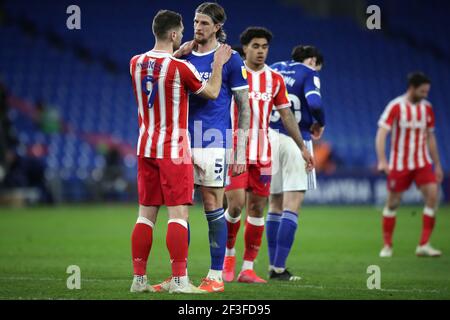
[378,103,399,130]
[130,55,140,77]
[177,60,206,94]
[426,104,435,131]
[273,74,290,110]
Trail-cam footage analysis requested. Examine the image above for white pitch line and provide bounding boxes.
[0,276,129,282]
[276,283,443,294]
[0,277,446,294]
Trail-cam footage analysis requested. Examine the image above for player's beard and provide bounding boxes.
[194,33,212,45]
[411,94,424,104]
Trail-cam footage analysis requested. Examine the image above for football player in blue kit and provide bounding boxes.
[266,45,325,281]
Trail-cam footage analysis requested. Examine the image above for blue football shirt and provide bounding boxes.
[184,47,248,148]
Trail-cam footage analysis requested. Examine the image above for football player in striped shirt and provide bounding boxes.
[376,72,443,258]
[129,9,232,294]
[153,2,251,294]
[223,27,314,283]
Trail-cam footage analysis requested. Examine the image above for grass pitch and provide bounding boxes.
[0,204,449,300]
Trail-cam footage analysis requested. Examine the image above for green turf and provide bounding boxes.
[0,204,449,300]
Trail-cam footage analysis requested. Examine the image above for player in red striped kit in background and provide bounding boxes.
[129,9,232,294]
[376,72,444,258]
[223,27,314,283]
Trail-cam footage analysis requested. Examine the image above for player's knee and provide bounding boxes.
[386,202,399,211]
[268,201,282,213]
[167,206,188,220]
[269,195,283,213]
[203,200,219,211]
[283,199,302,213]
[425,190,438,207]
[282,191,304,213]
[138,205,158,223]
[227,204,243,218]
[201,189,223,211]
[202,195,222,211]
[386,194,401,210]
[247,201,265,217]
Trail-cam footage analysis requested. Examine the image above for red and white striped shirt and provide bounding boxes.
[378,95,435,171]
[130,50,206,159]
[231,64,290,164]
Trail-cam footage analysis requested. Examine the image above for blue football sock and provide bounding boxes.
[187,221,190,246]
[266,212,282,266]
[274,210,298,269]
[205,208,227,271]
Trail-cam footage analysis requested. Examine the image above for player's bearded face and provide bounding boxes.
[412,84,430,102]
[193,13,218,45]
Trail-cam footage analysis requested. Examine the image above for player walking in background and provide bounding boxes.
[266,45,325,281]
[154,2,250,293]
[223,27,314,283]
[129,10,232,294]
[376,72,443,258]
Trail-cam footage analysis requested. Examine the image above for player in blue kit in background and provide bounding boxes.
[154,2,250,293]
[266,45,325,281]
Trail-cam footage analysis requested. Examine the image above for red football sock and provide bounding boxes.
[382,216,396,247]
[243,217,265,262]
[419,214,436,246]
[167,219,188,277]
[131,217,154,276]
[225,213,241,250]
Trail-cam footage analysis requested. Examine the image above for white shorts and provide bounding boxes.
[192,147,231,187]
[269,129,317,194]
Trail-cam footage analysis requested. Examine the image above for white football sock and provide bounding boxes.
[225,248,236,256]
[242,260,254,271]
[274,267,285,274]
[134,275,147,283]
[172,275,189,287]
[207,269,223,281]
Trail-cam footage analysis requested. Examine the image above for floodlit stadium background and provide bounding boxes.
[1,0,450,301]
[1,0,449,206]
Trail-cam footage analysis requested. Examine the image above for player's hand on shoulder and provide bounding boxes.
[174,40,197,58]
[301,149,315,172]
[377,161,390,175]
[213,44,232,66]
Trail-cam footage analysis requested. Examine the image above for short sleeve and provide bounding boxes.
[273,74,290,110]
[130,55,140,77]
[304,70,321,100]
[378,103,399,130]
[178,60,207,94]
[426,105,435,132]
[227,52,249,91]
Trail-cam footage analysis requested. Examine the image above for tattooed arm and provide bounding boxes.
[232,88,250,175]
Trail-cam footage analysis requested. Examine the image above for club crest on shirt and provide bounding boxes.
[313,76,321,89]
[241,66,247,80]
